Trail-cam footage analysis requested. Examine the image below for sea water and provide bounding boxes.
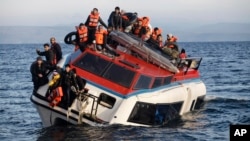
[0,42,249,141]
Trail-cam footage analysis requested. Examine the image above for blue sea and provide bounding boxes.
[0,41,250,141]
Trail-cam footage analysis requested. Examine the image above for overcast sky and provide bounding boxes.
[1,0,250,27]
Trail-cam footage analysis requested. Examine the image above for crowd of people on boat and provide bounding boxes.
[30,6,188,108]
[64,7,187,58]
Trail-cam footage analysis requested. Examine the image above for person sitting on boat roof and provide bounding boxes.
[132,18,143,37]
[108,6,122,31]
[75,23,88,52]
[156,34,163,48]
[61,64,74,108]
[71,68,87,95]
[30,56,49,91]
[50,37,62,64]
[161,34,180,60]
[85,8,108,45]
[151,27,162,41]
[163,33,179,51]
[36,43,55,70]
[94,25,108,52]
[140,16,151,41]
[121,11,138,33]
[179,48,187,59]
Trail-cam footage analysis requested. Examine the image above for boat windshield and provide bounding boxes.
[74,53,136,88]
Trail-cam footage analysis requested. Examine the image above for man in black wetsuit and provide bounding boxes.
[71,68,86,94]
[30,56,49,91]
[61,64,74,108]
[36,43,55,69]
[108,6,122,31]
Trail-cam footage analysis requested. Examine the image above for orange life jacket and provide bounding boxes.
[141,17,150,27]
[95,29,108,44]
[151,28,162,40]
[47,86,63,107]
[89,13,100,27]
[169,36,178,42]
[77,26,88,43]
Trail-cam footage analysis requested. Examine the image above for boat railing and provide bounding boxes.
[109,31,179,73]
[176,57,202,74]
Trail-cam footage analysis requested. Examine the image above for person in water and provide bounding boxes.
[50,37,62,64]
[85,8,108,44]
[30,56,49,91]
[108,6,122,31]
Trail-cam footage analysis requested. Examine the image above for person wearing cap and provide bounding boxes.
[85,8,108,44]
[61,64,74,108]
[164,34,179,51]
[30,56,49,91]
[50,37,62,64]
[36,43,55,68]
[108,6,122,30]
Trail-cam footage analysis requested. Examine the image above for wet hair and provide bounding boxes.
[79,23,84,27]
[115,6,120,10]
[65,64,70,68]
[154,27,159,31]
[43,43,50,47]
[181,48,186,53]
[93,8,98,11]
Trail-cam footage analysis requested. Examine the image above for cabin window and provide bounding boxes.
[154,102,183,125]
[128,101,183,125]
[127,102,156,125]
[134,75,152,89]
[163,75,173,85]
[103,63,135,88]
[98,93,116,109]
[74,53,135,88]
[74,53,111,76]
[152,77,163,88]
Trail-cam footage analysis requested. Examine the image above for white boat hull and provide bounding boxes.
[31,78,206,127]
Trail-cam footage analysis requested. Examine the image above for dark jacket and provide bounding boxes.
[72,75,86,91]
[30,61,48,80]
[61,70,74,87]
[36,49,54,65]
[108,11,122,29]
[51,43,62,62]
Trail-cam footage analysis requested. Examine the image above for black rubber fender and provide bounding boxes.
[124,13,138,25]
[64,31,77,44]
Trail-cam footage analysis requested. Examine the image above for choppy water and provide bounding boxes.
[0,41,250,141]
